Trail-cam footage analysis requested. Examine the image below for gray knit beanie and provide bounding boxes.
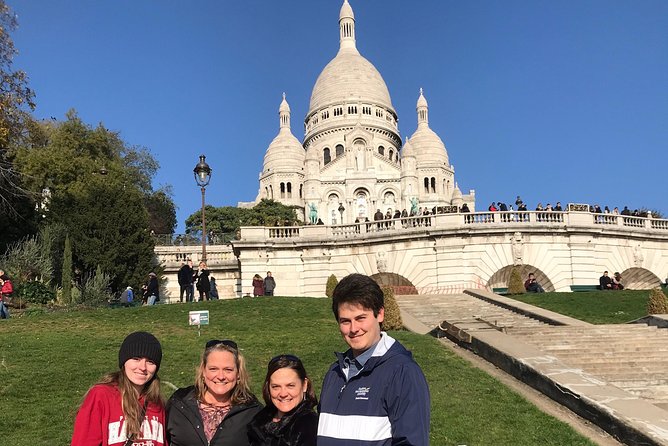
[118,331,162,372]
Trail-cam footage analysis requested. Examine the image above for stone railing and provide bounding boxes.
[235,208,668,242]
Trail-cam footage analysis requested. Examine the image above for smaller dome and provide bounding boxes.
[452,183,463,199]
[417,88,428,108]
[408,126,449,166]
[263,95,305,173]
[401,137,415,158]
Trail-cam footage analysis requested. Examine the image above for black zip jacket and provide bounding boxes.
[167,386,262,446]
[248,400,318,446]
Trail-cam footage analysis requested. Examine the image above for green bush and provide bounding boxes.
[507,267,525,295]
[17,281,55,304]
[381,286,403,330]
[76,266,114,305]
[325,274,338,298]
[647,288,668,315]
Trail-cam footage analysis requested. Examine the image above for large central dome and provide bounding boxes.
[307,0,394,116]
[309,52,393,113]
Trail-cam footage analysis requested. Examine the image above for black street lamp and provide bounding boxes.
[193,155,212,262]
[338,202,345,223]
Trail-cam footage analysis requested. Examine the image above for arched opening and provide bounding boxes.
[323,147,331,165]
[487,265,554,293]
[620,267,663,290]
[287,182,292,198]
[336,144,344,157]
[370,272,417,295]
[280,182,286,199]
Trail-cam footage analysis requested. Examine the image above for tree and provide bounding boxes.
[381,286,403,330]
[507,267,525,295]
[647,288,668,315]
[185,199,300,237]
[0,1,37,219]
[61,234,72,304]
[146,187,177,234]
[14,112,171,292]
[325,274,338,298]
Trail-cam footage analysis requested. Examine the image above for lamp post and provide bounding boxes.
[338,202,345,224]
[193,155,212,262]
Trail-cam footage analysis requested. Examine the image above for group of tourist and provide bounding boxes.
[599,271,624,291]
[177,259,220,302]
[488,196,564,213]
[252,271,276,297]
[71,274,430,446]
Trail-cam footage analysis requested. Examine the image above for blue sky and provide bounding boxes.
[10,0,668,231]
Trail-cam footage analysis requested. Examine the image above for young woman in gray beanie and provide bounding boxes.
[71,331,166,446]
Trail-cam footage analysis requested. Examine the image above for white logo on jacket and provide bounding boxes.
[108,416,164,444]
[355,386,371,400]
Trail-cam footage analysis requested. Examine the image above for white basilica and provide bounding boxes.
[253,0,475,225]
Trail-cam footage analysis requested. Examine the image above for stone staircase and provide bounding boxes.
[395,290,668,445]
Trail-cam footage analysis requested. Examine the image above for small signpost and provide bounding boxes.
[189,310,210,337]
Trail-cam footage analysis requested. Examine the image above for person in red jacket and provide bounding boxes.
[71,331,166,446]
[0,270,13,319]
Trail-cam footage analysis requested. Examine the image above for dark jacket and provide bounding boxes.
[147,276,159,300]
[196,269,211,292]
[166,386,262,446]
[178,264,194,286]
[317,334,430,446]
[248,400,318,446]
[264,276,276,293]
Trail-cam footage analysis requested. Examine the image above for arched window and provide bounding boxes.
[389,149,394,160]
[430,177,436,193]
[324,148,331,165]
[269,185,274,199]
[299,184,303,199]
[424,177,429,193]
[336,144,344,157]
[378,145,385,155]
[287,182,292,198]
[280,182,286,199]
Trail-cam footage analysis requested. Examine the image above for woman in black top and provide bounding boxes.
[167,340,261,446]
[248,355,318,446]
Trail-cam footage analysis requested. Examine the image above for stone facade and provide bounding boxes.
[156,210,668,301]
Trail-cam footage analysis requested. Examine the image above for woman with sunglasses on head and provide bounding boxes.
[167,339,262,446]
[248,355,318,446]
[71,331,166,446]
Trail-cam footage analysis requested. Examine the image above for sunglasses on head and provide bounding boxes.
[205,339,238,350]
[269,354,301,365]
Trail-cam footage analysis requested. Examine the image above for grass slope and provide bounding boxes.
[508,289,665,324]
[0,297,596,446]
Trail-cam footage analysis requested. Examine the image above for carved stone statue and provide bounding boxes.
[309,203,318,224]
[410,197,419,216]
[511,232,523,265]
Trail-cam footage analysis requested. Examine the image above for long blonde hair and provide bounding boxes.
[194,342,256,406]
[95,370,163,439]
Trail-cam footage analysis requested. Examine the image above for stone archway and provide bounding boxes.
[370,272,417,295]
[488,265,554,292]
[620,267,663,290]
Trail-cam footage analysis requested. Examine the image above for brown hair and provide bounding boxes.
[194,342,257,406]
[92,369,162,439]
[261,355,317,413]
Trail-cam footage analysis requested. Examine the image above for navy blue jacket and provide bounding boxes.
[317,334,430,446]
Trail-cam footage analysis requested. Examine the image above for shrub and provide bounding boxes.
[381,286,403,330]
[76,266,114,305]
[647,288,668,315]
[17,281,55,304]
[61,234,72,304]
[507,267,525,295]
[325,274,338,298]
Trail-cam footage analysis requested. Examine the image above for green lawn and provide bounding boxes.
[508,289,665,324]
[0,297,596,446]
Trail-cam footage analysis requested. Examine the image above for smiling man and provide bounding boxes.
[317,273,430,446]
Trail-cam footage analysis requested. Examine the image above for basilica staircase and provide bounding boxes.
[395,290,668,446]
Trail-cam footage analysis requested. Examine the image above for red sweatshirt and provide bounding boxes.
[71,384,166,446]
